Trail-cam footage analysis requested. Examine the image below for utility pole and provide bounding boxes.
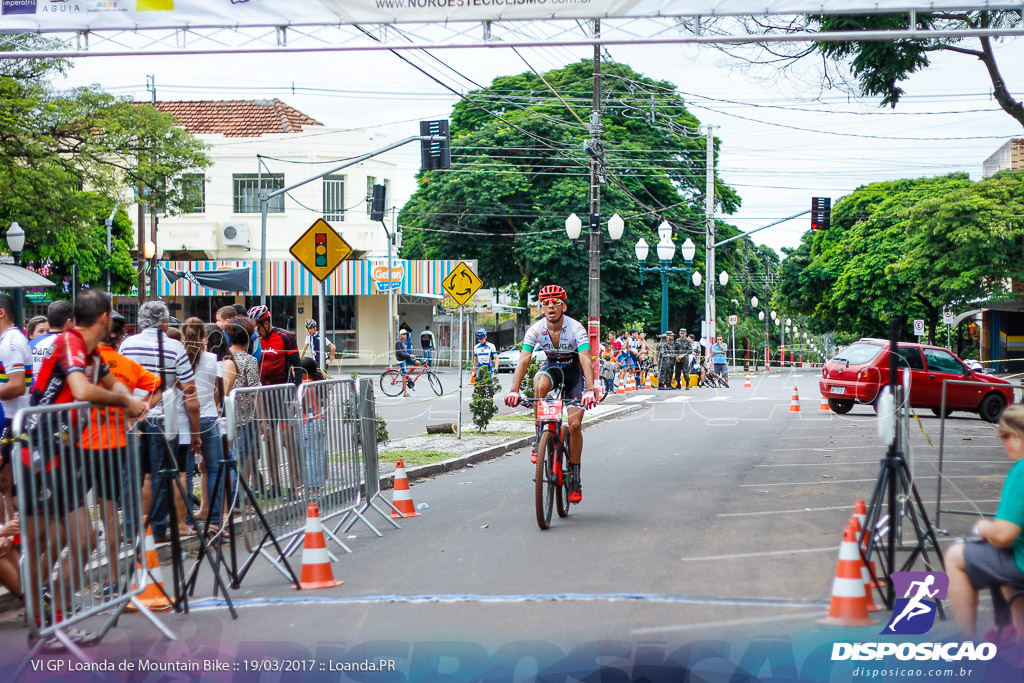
[147,76,158,301]
[587,19,602,379]
[137,183,146,302]
[703,126,715,357]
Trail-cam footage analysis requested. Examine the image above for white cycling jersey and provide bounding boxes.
[522,315,590,355]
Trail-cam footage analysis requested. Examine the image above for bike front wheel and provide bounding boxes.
[535,431,556,530]
[379,369,404,397]
[427,371,443,396]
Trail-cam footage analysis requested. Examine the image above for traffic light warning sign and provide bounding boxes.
[290,219,353,281]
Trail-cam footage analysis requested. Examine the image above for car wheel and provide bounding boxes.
[828,398,854,414]
[930,407,952,419]
[978,393,1006,424]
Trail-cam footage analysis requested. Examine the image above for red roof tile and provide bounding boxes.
[146,99,323,137]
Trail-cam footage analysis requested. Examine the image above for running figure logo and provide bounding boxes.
[883,571,948,635]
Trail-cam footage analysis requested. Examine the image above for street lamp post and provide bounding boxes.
[6,222,25,328]
[634,225,694,333]
[566,211,623,382]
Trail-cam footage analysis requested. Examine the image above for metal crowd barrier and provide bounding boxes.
[228,384,311,580]
[223,378,401,580]
[12,401,174,667]
[934,378,1016,528]
[342,378,404,533]
[297,377,361,552]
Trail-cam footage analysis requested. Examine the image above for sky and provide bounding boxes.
[53,30,1024,258]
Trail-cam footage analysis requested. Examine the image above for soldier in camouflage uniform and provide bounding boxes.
[676,328,693,390]
[657,331,675,390]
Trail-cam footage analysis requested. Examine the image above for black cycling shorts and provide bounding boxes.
[538,358,586,400]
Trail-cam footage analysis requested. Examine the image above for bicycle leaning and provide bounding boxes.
[517,390,584,530]
[378,361,443,397]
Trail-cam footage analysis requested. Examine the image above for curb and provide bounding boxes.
[378,401,647,489]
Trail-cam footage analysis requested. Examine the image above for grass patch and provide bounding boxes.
[379,449,456,466]
[494,413,535,422]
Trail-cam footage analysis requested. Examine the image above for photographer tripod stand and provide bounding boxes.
[860,322,946,610]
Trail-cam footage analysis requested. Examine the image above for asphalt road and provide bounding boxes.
[0,369,1012,678]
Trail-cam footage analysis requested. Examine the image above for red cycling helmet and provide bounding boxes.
[538,284,567,303]
[247,305,271,322]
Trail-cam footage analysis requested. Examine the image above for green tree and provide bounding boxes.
[400,60,768,333]
[469,366,500,431]
[710,12,1023,128]
[0,42,210,294]
[776,171,1024,339]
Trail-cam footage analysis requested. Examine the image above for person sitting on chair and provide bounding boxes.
[945,404,1024,639]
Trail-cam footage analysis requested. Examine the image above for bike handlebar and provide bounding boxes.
[516,397,584,408]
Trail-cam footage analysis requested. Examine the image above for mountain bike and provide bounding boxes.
[379,361,443,397]
[518,393,583,530]
[704,358,730,388]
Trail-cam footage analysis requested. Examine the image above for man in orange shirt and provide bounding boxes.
[80,312,161,566]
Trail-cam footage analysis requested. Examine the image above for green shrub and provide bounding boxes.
[469,366,501,431]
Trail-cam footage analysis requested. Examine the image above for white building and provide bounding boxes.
[135,99,464,365]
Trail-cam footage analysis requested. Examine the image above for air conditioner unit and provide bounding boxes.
[221,222,250,248]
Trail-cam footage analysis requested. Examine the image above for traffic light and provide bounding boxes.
[370,184,386,222]
[420,119,451,171]
[314,232,327,267]
[811,197,831,230]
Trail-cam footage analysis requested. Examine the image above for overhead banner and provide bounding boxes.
[161,266,250,293]
[1,0,1018,31]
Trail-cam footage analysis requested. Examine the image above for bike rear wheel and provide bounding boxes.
[556,431,570,518]
[535,431,555,530]
[427,371,443,396]
[379,369,404,397]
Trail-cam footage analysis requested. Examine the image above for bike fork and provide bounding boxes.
[551,426,563,485]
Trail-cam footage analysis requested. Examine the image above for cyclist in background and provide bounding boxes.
[395,329,417,397]
[505,285,597,503]
[301,319,335,370]
[472,329,497,380]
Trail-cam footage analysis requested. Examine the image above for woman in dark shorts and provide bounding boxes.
[945,404,1024,638]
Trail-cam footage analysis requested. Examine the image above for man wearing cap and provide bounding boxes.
[675,328,693,391]
[395,329,417,397]
[656,331,675,390]
[472,328,498,380]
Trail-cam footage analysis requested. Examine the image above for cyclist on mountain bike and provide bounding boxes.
[504,284,598,503]
[472,328,497,380]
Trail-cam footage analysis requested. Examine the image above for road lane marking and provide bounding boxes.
[679,547,837,561]
[739,475,985,487]
[717,501,1001,517]
[631,611,826,635]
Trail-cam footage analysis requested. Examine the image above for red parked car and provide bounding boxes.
[819,339,1014,422]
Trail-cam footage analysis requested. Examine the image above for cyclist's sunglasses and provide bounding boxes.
[540,298,564,308]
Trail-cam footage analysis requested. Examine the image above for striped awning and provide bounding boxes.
[156,259,475,298]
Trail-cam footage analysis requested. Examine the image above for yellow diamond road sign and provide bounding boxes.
[442,261,483,308]
[290,218,353,282]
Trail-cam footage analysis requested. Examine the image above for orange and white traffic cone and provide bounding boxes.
[617,373,626,395]
[644,374,652,390]
[127,522,172,612]
[294,503,342,589]
[470,373,476,385]
[854,500,885,588]
[390,458,421,518]
[744,374,751,389]
[819,396,831,412]
[789,384,801,413]
[627,374,636,392]
[848,515,883,612]
[818,523,880,626]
